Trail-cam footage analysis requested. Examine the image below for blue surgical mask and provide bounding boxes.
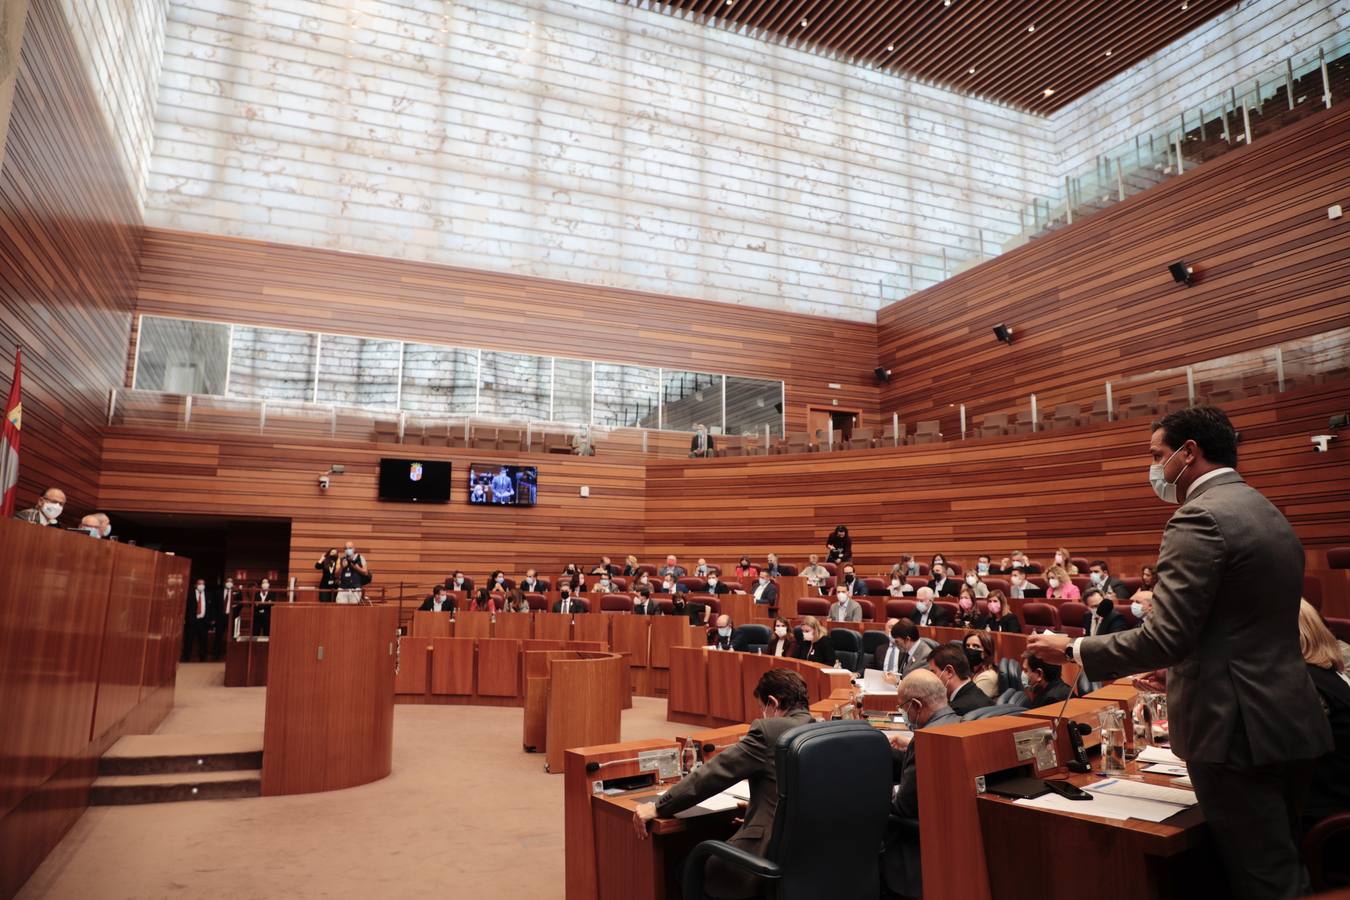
[1131,601,1145,618]
[1149,447,1188,504]
[718,626,732,637]
[1020,671,1030,688]
[345,548,355,557]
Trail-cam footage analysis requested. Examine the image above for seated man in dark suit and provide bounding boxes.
[631,589,661,615]
[926,568,960,598]
[705,574,733,595]
[869,618,903,674]
[418,584,455,612]
[551,587,589,614]
[658,555,687,579]
[1087,559,1131,602]
[1082,589,1127,636]
[1022,653,1071,708]
[840,564,868,596]
[751,573,778,606]
[519,569,546,594]
[908,588,953,627]
[928,643,994,715]
[633,669,815,898]
[707,614,737,651]
[882,669,961,899]
[446,570,471,593]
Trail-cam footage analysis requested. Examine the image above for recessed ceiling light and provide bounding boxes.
[1105,49,1112,57]
[968,67,976,74]
[800,17,808,26]
[1181,1,1188,8]
[726,0,733,5]
[887,44,895,52]
[1027,24,1036,32]
[1043,87,1055,96]
[943,0,952,6]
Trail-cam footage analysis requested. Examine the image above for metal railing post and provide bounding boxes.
[1065,176,1073,225]
[1275,347,1286,392]
[1116,157,1124,201]
[1105,382,1114,421]
[107,388,116,426]
[1030,394,1038,432]
[1285,58,1295,111]
[1241,101,1253,146]
[183,394,192,428]
[1186,367,1196,406]
[1321,48,1332,109]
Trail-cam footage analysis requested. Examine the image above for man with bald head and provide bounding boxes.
[883,669,961,898]
[14,486,64,526]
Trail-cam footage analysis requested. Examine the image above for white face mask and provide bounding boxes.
[1047,578,1060,589]
[42,501,63,519]
[965,574,976,585]
[717,626,732,637]
[1149,447,1188,504]
[708,579,718,587]
[916,600,929,613]
[774,626,787,637]
[1090,572,1104,586]
[802,629,814,641]
[1131,601,1145,618]
[977,563,989,575]
[1053,555,1064,565]
[836,593,848,604]
[890,578,900,587]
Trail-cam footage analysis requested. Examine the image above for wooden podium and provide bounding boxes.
[262,605,398,796]
[522,650,625,773]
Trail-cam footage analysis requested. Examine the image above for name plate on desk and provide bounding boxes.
[1014,726,1056,770]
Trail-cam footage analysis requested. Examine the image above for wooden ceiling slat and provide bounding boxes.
[615,0,1242,113]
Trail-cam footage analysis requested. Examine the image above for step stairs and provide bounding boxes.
[91,731,263,805]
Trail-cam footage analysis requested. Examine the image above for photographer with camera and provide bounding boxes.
[314,547,340,603]
[336,541,370,604]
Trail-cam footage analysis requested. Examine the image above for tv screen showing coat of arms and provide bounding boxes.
[467,463,538,506]
[377,458,452,502]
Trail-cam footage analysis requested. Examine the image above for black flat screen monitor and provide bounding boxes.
[468,463,537,506]
[378,458,452,503]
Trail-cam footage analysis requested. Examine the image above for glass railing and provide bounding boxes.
[107,325,1350,458]
[1001,33,1348,253]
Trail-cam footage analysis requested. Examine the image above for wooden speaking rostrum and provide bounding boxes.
[261,604,398,796]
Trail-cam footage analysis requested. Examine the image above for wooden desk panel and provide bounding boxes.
[454,611,493,639]
[524,639,567,653]
[591,792,727,900]
[430,638,475,695]
[91,548,157,742]
[494,613,532,640]
[572,614,610,647]
[395,637,430,695]
[721,593,754,626]
[608,615,650,667]
[410,611,452,637]
[536,613,573,642]
[477,639,522,698]
[668,647,708,717]
[776,577,810,618]
[262,605,397,796]
[739,652,775,720]
[545,653,624,774]
[648,617,694,669]
[705,651,744,722]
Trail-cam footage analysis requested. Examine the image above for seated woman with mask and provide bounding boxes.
[976,590,1021,633]
[767,617,797,658]
[792,615,836,666]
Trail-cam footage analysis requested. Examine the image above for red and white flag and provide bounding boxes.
[1,347,21,519]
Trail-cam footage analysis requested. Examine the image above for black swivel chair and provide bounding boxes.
[735,623,772,654]
[827,629,864,675]
[997,689,1029,708]
[682,721,892,900]
[861,629,890,664]
[998,657,1023,694]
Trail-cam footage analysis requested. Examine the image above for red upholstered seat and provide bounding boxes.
[677,576,708,592]
[983,577,1010,596]
[1325,617,1350,644]
[797,598,829,617]
[886,599,917,619]
[524,592,548,611]
[821,562,839,576]
[601,594,634,613]
[1070,557,1091,573]
[638,563,659,576]
[687,594,722,616]
[856,599,876,620]
[1328,547,1350,569]
[1303,575,1323,608]
[905,577,927,591]
[934,601,960,624]
[861,577,887,595]
[1057,602,1088,638]
[1070,576,1092,595]
[776,564,799,576]
[1021,602,1061,632]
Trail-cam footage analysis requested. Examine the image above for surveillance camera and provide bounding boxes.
[1311,435,1336,453]
[319,475,331,490]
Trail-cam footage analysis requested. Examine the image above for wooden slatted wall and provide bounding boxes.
[0,0,140,516]
[645,383,1350,617]
[876,102,1350,430]
[133,229,882,434]
[98,432,650,597]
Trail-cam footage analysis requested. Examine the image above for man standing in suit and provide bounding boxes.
[927,644,993,715]
[1031,407,1332,900]
[751,572,778,606]
[827,585,862,622]
[212,577,237,660]
[183,578,211,662]
[1082,589,1127,636]
[908,587,953,627]
[633,669,814,898]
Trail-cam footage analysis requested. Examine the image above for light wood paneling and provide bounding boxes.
[876,103,1350,435]
[0,0,141,518]
[133,228,881,435]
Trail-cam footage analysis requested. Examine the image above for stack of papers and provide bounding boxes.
[1013,778,1196,823]
[862,669,899,695]
[1137,746,1185,766]
[673,780,750,818]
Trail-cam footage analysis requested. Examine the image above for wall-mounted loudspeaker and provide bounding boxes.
[992,324,1014,344]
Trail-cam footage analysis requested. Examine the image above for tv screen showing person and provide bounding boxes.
[467,464,538,506]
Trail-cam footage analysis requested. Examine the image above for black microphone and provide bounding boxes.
[1047,667,1091,773]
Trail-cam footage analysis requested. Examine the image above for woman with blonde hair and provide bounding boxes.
[1045,564,1080,600]
[1052,547,1079,575]
[1297,600,1350,827]
[792,615,836,665]
[623,555,641,577]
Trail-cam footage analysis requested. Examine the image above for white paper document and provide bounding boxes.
[1086,778,1197,808]
[1173,774,1193,788]
[1137,746,1185,766]
[673,781,750,818]
[1013,790,1186,823]
[862,669,899,695]
[1142,763,1188,777]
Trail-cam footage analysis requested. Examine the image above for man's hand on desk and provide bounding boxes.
[887,731,912,752]
[1026,632,1071,664]
[882,671,899,685]
[633,801,658,840]
[1131,669,1167,693]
